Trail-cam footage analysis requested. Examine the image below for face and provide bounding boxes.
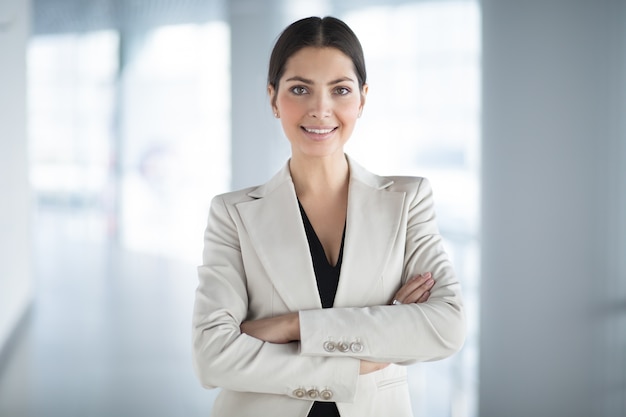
[269,47,367,161]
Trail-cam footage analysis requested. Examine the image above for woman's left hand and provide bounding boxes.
[391,272,434,305]
[240,312,300,344]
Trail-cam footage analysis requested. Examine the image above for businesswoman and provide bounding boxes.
[192,16,465,417]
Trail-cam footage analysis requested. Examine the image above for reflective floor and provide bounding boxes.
[0,210,218,417]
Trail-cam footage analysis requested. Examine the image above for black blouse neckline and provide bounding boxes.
[297,200,346,309]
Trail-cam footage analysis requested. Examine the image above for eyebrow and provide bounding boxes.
[284,76,356,85]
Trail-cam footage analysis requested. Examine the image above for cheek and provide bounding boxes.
[276,94,301,117]
[337,101,362,121]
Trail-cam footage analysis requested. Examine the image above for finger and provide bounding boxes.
[394,273,428,299]
[406,272,432,292]
[392,280,422,304]
[392,273,432,303]
[417,290,430,303]
[402,278,435,304]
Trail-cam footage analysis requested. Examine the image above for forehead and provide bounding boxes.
[282,47,356,80]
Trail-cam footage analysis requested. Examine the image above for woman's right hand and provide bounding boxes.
[391,272,434,305]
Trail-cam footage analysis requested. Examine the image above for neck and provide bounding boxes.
[289,153,349,197]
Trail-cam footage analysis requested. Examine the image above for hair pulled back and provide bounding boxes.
[268,16,367,97]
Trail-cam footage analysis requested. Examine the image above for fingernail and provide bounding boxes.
[426,278,434,287]
[423,272,431,279]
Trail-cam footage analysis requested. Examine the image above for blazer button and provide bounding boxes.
[323,341,336,352]
[320,389,333,400]
[350,341,364,353]
[307,389,319,399]
[293,388,306,398]
[337,341,350,352]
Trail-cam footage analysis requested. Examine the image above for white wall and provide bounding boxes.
[480,0,626,416]
[0,0,33,355]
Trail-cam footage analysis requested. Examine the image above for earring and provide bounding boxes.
[274,112,279,118]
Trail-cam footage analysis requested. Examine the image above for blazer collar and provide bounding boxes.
[236,155,405,311]
[246,155,394,199]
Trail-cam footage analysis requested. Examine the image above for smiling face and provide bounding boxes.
[269,47,367,161]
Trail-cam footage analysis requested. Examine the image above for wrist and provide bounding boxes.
[290,312,301,341]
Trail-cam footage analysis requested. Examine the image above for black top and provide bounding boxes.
[299,202,345,417]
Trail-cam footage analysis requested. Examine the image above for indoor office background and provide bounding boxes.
[0,1,624,417]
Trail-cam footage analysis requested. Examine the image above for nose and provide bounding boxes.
[308,92,332,118]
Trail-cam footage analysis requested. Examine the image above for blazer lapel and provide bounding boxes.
[235,157,406,311]
[235,165,322,312]
[334,157,406,307]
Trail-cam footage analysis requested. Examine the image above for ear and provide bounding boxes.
[268,84,278,114]
[359,83,368,116]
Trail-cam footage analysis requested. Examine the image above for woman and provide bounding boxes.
[192,16,465,417]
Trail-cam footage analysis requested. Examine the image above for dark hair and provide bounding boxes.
[268,16,367,102]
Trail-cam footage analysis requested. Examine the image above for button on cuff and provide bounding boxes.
[350,341,364,353]
[337,341,350,352]
[320,389,333,400]
[323,340,336,352]
[293,388,306,398]
[307,389,319,399]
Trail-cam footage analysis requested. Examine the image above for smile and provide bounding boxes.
[302,127,337,134]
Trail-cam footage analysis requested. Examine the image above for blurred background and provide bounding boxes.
[0,1,624,417]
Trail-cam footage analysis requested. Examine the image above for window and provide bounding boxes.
[28,22,231,265]
[28,31,119,242]
[119,22,230,263]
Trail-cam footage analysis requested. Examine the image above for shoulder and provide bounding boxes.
[211,186,258,207]
[385,175,428,190]
[384,176,433,207]
[210,160,291,206]
[211,160,293,208]
[346,155,430,195]
[206,186,263,229]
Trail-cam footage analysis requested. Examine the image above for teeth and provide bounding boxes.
[304,127,334,134]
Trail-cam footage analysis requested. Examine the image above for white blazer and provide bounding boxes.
[193,156,465,417]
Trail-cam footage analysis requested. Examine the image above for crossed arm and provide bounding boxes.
[240,272,435,374]
[194,178,465,398]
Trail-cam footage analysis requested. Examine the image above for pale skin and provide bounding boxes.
[240,47,434,375]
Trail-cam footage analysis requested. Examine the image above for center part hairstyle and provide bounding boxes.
[268,16,367,96]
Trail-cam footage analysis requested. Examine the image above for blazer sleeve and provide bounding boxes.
[298,178,466,364]
[192,195,360,402]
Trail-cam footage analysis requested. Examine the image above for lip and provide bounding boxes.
[300,125,338,140]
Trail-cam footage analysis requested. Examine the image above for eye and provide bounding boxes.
[290,86,309,95]
[334,86,351,96]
